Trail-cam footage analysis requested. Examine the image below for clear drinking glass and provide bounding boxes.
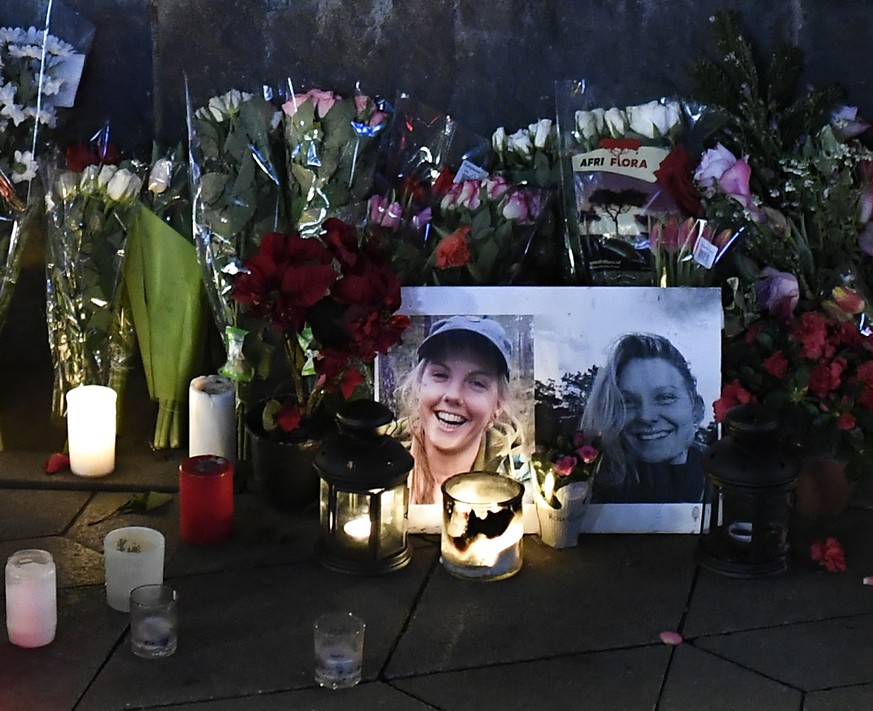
[129,584,177,658]
[313,612,365,689]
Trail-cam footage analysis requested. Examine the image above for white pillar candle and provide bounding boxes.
[66,385,117,477]
[104,527,165,612]
[188,375,236,460]
[6,549,57,648]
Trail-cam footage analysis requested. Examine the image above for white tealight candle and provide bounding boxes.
[66,385,117,477]
[6,550,57,648]
[343,517,372,541]
[188,375,236,460]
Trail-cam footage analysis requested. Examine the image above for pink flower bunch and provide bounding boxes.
[693,143,758,216]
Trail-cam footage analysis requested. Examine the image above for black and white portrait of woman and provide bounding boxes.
[581,332,710,503]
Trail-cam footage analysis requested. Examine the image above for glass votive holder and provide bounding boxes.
[440,471,525,581]
[313,612,365,690]
[66,384,117,477]
[179,455,234,545]
[104,527,165,612]
[5,549,57,648]
[129,584,178,659]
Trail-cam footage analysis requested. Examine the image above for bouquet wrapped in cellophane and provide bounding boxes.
[0,22,89,334]
[187,86,286,382]
[282,82,390,235]
[43,139,142,422]
[125,144,209,449]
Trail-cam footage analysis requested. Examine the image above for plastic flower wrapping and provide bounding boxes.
[42,131,142,421]
[0,21,90,332]
[370,95,547,285]
[124,144,209,449]
[557,81,724,287]
[281,82,389,235]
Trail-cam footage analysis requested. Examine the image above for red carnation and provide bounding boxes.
[434,226,471,269]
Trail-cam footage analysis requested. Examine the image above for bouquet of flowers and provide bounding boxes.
[716,297,873,480]
[694,11,873,477]
[230,217,410,440]
[532,429,602,509]
[124,144,209,449]
[556,82,689,286]
[426,173,546,285]
[188,87,286,380]
[0,25,84,332]
[43,143,142,419]
[281,84,389,235]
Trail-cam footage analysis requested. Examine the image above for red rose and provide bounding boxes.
[654,145,704,217]
[808,358,846,398]
[434,226,471,269]
[276,404,303,433]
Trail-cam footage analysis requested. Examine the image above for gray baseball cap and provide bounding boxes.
[417,315,511,377]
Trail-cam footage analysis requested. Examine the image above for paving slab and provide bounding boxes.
[0,489,91,540]
[391,645,670,710]
[386,534,697,677]
[695,614,873,691]
[659,643,800,711]
[77,550,438,710]
[0,586,128,711]
[169,681,436,709]
[0,536,106,589]
[804,683,873,711]
[686,509,873,637]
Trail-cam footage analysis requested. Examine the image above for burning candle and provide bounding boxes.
[66,385,117,477]
[343,516,372,541]
[188,375,236,460]
[440,472,525,581]
[179,455,234,545]
[5,550,57,648]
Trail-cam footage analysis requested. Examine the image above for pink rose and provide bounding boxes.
[718,157,756,212]
[483,175,510,201]
[577,444,599,464]
[354,94,370,116]
[283,88,340,118]
[554,455,577,477]
[693,144,738,193]
[368,195,403,230]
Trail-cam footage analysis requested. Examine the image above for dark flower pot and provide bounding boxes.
[244,403,324,512]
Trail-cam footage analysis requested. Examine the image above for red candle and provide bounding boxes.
[179,455,234,545]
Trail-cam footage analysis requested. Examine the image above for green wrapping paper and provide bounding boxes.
[125,204,209,449]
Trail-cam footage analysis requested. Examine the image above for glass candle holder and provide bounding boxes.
[104,527,165,612]
[440,471,525,581]
[179,455,234,545]
[66,384,117,477]
[5,549,57,648]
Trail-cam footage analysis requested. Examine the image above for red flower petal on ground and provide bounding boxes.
[45,453,70,474]
[811,537,847,572]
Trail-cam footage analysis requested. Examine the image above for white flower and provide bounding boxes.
[57,171,80,200]
[603,107,627,138]
[201,88,252,122]
[506,128,532,158]
[79,164,101,195]
[148,158,173,194]
[532,118,553,149]
[575,110,599,142]
[97,164,117,191]
[0,82,16,106]
[492,126,507,155]
[106,168,142,203]
[627,99,682,140]
[11,149,36,183]
[0,99,26,126]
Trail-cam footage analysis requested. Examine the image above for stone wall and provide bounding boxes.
[4,1,872,152]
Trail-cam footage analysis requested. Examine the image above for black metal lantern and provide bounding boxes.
[314,399,413,575]
[696,404,799,579]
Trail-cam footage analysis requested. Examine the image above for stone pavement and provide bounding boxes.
[2,479,873,710]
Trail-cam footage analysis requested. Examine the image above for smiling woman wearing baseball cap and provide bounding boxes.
[394,315,528,505]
